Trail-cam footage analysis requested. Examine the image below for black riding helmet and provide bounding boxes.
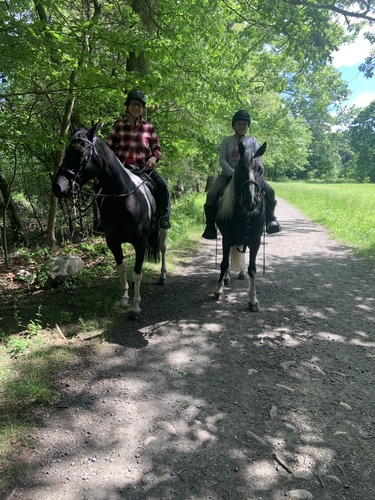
[232,110,251,129]
[125,89,147,107]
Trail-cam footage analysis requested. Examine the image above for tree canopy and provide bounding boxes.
[0,0,374,250]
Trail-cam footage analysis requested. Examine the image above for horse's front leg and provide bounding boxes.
[106,238,129,307]
[214,242,230,300]
[129,246,146,319]
[247,248,260,312]
[117,262,130,306]
[157,228,168,285]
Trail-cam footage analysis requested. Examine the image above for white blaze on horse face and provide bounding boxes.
[249,167,257,205]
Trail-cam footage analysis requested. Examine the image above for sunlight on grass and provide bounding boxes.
[276,183,375,259]
[0,337,78,468]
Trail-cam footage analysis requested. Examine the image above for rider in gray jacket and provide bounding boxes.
[202,110,281,240]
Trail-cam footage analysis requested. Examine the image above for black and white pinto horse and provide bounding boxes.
[52,122,168,319]
[214,139,266,311]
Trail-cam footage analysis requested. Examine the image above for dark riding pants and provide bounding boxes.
[144,169,170,215]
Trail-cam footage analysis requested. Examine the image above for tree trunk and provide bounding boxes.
[0,170,28,241]
[45,1,102,250]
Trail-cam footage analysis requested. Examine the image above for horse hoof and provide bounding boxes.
[224,278,231,286]
[238,273,247,280]
[129,310,141,320]
[249,303,259,312]
[214,292,222,301]
[156,278,166,286]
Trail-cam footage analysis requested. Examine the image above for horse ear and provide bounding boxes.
[253,142,267,158]
[87,121,103,142]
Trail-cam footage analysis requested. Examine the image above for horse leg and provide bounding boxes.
[247,243,261,312]
[224,267,231,286]
[117,262,130,306]
[108,241,129,307]
[214,241,230,300]
[128,246,146,319]
[130,270,142,318]
[157,228,168,285]
[248,267,259,312]
[238,250,247,280]
[229,245,247,280]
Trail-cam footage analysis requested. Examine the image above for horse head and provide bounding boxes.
[234,139,266,213]
[52,122,102,198]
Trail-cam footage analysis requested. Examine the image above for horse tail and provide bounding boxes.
[229,246,246,273]
[146,227,160,263]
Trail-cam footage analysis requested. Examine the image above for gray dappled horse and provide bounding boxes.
[52,123,168,319]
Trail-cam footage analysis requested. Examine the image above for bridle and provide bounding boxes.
[60,133,153,198]
[236,167,263,212]
[59,134,98,195]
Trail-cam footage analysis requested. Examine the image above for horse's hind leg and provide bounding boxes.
[223,268,231,286]
[229,246,247,280]
[157,229,168,285]
[130,271,142,318]
[238,250,247,280]
[117,262,130,306]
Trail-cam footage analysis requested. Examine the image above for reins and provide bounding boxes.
[68,135,155,199]
[80,169,154,199]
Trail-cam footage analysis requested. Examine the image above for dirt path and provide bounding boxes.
[3,199,375,500]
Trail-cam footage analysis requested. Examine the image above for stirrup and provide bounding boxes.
[266,220,281,234]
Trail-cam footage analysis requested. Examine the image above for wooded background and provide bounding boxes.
[1,0,374,253]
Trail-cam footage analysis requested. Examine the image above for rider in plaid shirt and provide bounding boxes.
[107,90,170,229]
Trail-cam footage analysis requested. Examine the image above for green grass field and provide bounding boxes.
[275,182,375,260]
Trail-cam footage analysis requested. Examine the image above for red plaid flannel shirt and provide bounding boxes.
[107,115,162,168]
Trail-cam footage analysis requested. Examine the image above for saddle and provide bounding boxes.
[125,165,163,228]
[125,165,155,192]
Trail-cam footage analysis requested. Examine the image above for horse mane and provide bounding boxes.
[218,178,236,220]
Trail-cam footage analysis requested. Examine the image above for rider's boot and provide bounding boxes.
[266,200,281,234]
[158,184,171,229]
[160,211,171,229]
[202,204,217,240]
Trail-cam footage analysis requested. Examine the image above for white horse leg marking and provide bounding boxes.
[248,270,259,311]
[223,268,231,286]
[214,278,224,300]
[117,262,129,306]
[158,229,168,285]
[131,271,142,314]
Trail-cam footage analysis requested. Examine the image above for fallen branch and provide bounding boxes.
[272,452,293,474]
[55,323,67,340]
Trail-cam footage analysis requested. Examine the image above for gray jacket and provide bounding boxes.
[219,134,261,176]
